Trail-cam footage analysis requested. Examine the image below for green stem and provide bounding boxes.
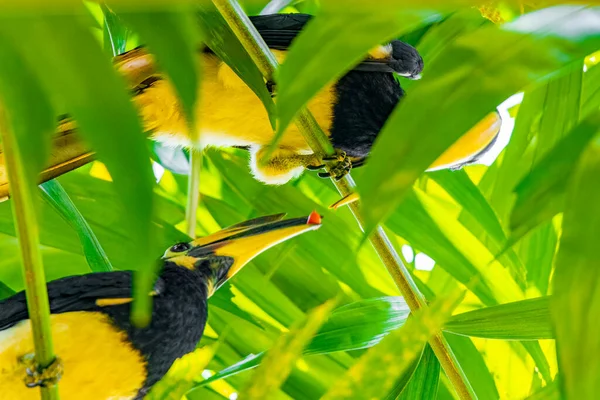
[0,108,59,399]
[210,1,476,399]
[185,149,202,237]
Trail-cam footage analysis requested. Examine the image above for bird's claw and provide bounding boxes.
[21,354,64,388]
[316,150,352,181]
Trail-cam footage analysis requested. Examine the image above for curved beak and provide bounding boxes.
[328,112,503,210]
[427,112,502,171]
[190,211,322,286]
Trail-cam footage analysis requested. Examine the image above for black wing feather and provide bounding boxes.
[0,272,161,330]
[248,14,311,49]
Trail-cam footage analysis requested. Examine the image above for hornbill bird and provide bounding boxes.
[0,212,322,400]
[0,13,502,200]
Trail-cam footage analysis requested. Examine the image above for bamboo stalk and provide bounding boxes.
[0,107,60,399]
[210,1,477,398]
[185,149,202,237]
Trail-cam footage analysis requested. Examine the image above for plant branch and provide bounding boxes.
[0,107,60,399]
[185,149,202,237]
[210,1,476,398]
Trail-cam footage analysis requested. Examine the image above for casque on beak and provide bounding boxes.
[163,212,322,293]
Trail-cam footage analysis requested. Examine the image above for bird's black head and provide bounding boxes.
[389,40,424,80]
[328,40,422,158]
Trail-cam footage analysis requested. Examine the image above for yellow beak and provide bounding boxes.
[190,212,322,286]
[427,111,502,171]
[330,112,503,210]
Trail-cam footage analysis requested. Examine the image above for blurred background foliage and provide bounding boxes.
[0,0,600,399]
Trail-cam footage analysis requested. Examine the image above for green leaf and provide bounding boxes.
[196,2,276,128]
[306,297,410,355]
[383,189,498,305]
[39,180,113,272]
[197,297,410,387]
[509,111,600,242]
[445,296,553,340]
[398,344,440,400]
[0,12,158,324]
[320,291,463,400]
[581,63,600,117]
[551,132,600,398]
[360,6,600,234]
[0,281,15,300]
[525,381,560,400]
[521,341,553,384]
[384,355,421,400]
[113,7,201,131]
[428,169,526,287]
[488,86,546,221]
[199,293,553,387]
[444,333,500,400]
[0,33,53,188]
[147,345,217,400]
[102,4,129,56]
[241,298,336,400]
[274,10,443,147]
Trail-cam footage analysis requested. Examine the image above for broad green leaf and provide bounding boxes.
[241,299,336,400]
[398,9,487,93]
[320,291,463,400]
[113,7,201,131]
[509,111,600,242]
[196,2,276,128]
[306,297,410,355]
[199,294,552,387]
[196,297,410,387]
[0,33,53,189]
[445,297,553,340]
[398,344,440,400]
[551,130,600,398]
[0,12,158,323]
[360,6,600,234]
[148,345,217,400]
[274,10,443,147]
[39,180,113,272]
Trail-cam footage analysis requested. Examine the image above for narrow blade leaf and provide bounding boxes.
[551,130,600,398]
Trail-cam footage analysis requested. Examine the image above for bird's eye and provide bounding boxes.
[170,242,191,253]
